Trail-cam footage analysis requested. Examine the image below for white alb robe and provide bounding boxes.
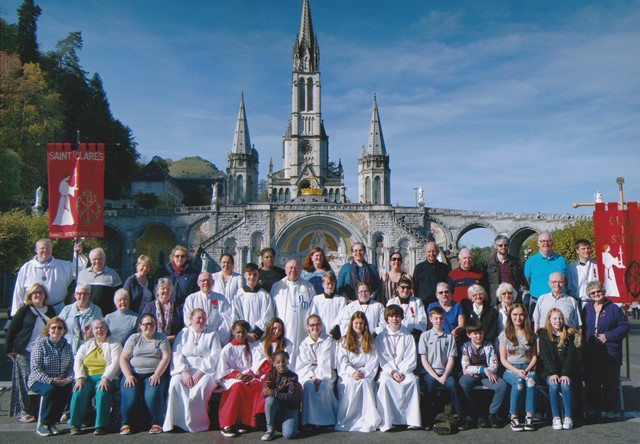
[308,294,347,334]
[217,341,254,390]
[163,327,221,432]
[385,296,427,333]
[335,338,381,432]
[296,333,338,425]
[231,288,274,336]
[375,325,421,431]
[272,277,316,361]
[212,272,243,303]
[338,300,385,336]
[182,291,232,344]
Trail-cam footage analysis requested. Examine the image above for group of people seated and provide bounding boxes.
[6,239,630,438]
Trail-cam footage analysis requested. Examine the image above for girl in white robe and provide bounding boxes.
[212,253,244,303]
[296,314,338,426]
[338,282,385,336]
[308,273,346,339]
[385,277,427,337]
[251,317,294,378]
[163,308,221,432]
[375,305,422,431]
[335,311,381,433]
[232,263,274,342]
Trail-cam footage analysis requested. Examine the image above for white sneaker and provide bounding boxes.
[552,417,562,430]
[562,417,573,430]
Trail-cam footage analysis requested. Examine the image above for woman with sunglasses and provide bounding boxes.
[380,252,411,305]
[385,277,426,341]
[582,281,629,421]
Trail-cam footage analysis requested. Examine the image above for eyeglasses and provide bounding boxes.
[50,326,64,330]
[174,254,186,258]
[496,244,508,247]
[438,290,450,294]
[538,240,552,244]
[471,293,484,298]
[589,290,604,296]
[399,286,411,290]
[308,323,322,328]
[390,257,402,262]
[140,322,156,327]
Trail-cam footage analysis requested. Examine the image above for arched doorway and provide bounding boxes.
[136,224,177,276]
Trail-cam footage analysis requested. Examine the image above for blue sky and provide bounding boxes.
[2,0,639,233]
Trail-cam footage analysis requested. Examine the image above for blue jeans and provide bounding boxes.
[422,373,465,420]
[264,396,298,438]
[29,381,72,426]
[120,373,168,427]
[459,374,508,416]
[546,376,573,418]
[70,374,116,429]
[502,364,536,416]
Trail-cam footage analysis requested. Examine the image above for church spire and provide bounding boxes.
[293,0,319,72]
[366,94,387,155]
[231,92,251,154]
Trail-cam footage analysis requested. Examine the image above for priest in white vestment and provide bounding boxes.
[183,272,232,344]
[375,305,422,431]
[271,260,316,365]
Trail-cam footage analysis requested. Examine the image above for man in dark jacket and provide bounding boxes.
[412,242,451,307]
[482,235,523,305]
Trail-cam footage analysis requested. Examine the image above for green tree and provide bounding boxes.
[0,51,63,200]
[0,18,19,53]
[134,192,159,209]
[520,221,594,263]
[0,149,23,202]
[16,0,41,64]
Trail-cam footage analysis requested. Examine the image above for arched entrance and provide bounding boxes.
[136,224,177,275]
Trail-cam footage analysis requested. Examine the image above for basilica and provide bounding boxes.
[105,0,577,277]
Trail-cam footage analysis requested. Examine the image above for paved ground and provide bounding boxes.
[1,312,639,443]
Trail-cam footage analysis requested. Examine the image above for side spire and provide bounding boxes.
[293,0,319,72]
[231,92,251,154]
[366,94,386,155]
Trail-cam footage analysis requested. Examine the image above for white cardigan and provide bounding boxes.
[73,338,122,381]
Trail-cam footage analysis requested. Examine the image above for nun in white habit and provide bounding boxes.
[163,308,221,432]
[296,315,338,426]
[375,305,422,431]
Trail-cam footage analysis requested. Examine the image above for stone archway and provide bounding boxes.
[135,223,178,276]
[455,222,498,250]
[509,226,539,258]
[274,214,366,272]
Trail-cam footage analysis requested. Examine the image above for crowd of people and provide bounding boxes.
[6,234,630,438]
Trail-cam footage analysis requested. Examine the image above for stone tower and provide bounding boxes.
[226,93,259,204]
[358,94,390,204]
[269,0,345,203]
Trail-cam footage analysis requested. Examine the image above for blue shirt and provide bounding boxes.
[524,252,567,299]
[426,301,463,334]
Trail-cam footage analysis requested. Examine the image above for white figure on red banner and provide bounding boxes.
[52,173,78,226]
[602,244,625,297]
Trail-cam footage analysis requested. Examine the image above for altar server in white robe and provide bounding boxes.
[308,273,347,339]
[271,260,316,363]
[375,305,422,431]
[163,308,221,432]
[296,314,338,426]
[385,276,427,341]
[212,253,244,303]
[335,311,381,433]
[232,263,273,342]
[183,272,232,344]
[338,281,385,336]
[251,317,294,377]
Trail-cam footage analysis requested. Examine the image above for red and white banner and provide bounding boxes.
[47,143,105,238]
[593,202,640,303]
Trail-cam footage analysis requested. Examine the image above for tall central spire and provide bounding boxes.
[293,0,319,72]
[367,94,387,155]
[231,92,251,154]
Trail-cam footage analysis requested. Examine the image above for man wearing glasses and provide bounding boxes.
[523,232,567,316]
[482,235,524,305]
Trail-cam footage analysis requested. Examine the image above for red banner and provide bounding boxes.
[593,202,640,303]
[47,143,105,238]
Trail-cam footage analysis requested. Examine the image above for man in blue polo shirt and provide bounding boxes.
[523,231,567,317]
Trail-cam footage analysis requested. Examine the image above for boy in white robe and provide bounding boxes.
[338,282,385,336]
[308,273,346,340]
[296,315,338,427]
[385,277,427,342]
[375,305,422,431]
[271,260,316,363]
[232,263,274,342]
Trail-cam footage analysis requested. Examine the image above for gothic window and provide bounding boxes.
[272,188,277,202]
[279,188,284,201]
[285,188,291,201]
[306,78,313,111]
[298,80,305,111]
[237,175,244,203]
[365,177,371,203]
[336,189,341,203]
[374,176,381,204]
[329,188,334,201]
[247,177,253,202]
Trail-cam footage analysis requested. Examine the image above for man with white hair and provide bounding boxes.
[524,231,567,316]
[182,271,232,344]
[448,248,486,304]
[77,248,122,315]
[271,259,316,364]
[11,239,86,316]
[412,242,451,307]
